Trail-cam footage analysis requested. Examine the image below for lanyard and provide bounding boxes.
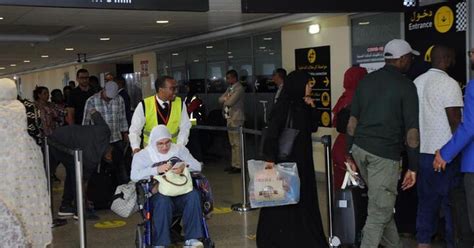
[155,99,171,124]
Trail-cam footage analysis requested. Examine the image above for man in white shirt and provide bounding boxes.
[129,76,191,154]
[414,45,463,248]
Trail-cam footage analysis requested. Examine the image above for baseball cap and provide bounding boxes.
[104,81,119,99]
[384,39,420,59]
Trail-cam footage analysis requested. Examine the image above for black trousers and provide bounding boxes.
[49,146,76,206]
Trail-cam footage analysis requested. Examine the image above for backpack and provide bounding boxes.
[87,161,118,210]
[336,106,351,134]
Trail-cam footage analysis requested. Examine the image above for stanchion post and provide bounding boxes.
[322,135,340,247]
[74,150,87,248]
[44,137,53,220]
[231,126,252,212]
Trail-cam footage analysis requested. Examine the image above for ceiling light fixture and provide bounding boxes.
[263,37,273,41]
[0,17,4,20]
[23,60,30,63]
[228,55,234,59]
[65,48,74,51]
[308,24,321,34]
[10,64,16,67]
[269,52,275,55]
[172,53,179,56]
[41,55,49,58]
[0,67,5,70]
[259,46,266,49]
[100,37,110,41]
[227,51,232,54]
[358,22,370,25]
[193,59,199,63]
[206,46,213,49]
[156,20,169,24]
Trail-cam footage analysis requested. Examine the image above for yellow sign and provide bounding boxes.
[321,112,331,127]
[308,77,316,87]
[307,49,316,64]
[434,6,454,33]
[213,207,232,214]
[94,220,127,229]
[321,92,330,107]
[323,77,330,87]
[424,45,435,62]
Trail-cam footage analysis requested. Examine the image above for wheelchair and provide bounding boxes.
[135,172,215,248]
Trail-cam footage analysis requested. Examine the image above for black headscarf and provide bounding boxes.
[279,70,310,104]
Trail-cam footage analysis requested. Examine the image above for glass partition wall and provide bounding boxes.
[155,31,282,129]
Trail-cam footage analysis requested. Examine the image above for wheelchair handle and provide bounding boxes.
[161,174,188,186]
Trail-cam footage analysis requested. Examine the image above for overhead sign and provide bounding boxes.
[405,1,467,88]
[0,0,209,12]
[295,46,332,128]
[242,0,417,13]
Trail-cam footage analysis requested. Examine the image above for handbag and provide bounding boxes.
[110,181,138,218]
[154,165,193,197]
[277,103,299,160]
[260,102,299,161]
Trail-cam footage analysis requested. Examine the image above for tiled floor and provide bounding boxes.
[50,160,445,248]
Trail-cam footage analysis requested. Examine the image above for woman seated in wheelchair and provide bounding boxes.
[131,125,204,248]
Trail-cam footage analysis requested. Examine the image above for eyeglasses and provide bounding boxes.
[162,86,178,92]
[156,140,171,147]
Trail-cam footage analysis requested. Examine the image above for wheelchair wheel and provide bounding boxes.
[135,225,143,248]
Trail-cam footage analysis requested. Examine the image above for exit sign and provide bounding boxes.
[0,0,209,12]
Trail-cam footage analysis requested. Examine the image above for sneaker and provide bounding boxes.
[58,205,76,217]
[184,239,204,248]
[73,208,100,221]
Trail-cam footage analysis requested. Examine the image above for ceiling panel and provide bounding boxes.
[0,1,279,76]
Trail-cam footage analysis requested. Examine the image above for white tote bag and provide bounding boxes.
[111,181,138,218]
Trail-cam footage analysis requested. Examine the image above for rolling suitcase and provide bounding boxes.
[333,186,368,247]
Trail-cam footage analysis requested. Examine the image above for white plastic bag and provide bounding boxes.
[247,160,300,208]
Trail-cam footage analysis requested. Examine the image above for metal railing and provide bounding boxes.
[193,125,262,212]
[44,137,87,248]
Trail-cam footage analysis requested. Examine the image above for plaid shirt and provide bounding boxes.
[82,93,128,143]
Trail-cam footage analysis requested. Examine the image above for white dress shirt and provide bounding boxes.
[129,95,191,149]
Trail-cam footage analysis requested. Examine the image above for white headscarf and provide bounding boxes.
[0,78,18,102]
[146,125,174,162]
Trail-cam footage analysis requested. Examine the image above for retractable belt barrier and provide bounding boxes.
[193,125,262,212]
[44,137,87,248]
[316,135,341,247]
[43,126,336,248]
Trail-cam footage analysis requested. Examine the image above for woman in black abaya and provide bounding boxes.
[257,70,328,247]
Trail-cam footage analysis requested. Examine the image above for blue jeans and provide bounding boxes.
[151,189,204,246]
[416,153,457,247]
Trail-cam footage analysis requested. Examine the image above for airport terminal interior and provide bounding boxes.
[1,0,474,247]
